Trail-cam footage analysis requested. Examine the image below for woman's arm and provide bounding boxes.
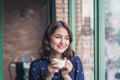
[61,59,73,80]
[62,74,72,80]
[45,72,53,80]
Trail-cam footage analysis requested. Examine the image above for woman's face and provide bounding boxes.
[50,27,70,54]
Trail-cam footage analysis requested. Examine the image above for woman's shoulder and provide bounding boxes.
[71,55,83,67]
[72,55,81,60]
[71,55,82,63]
[72,51,81,60]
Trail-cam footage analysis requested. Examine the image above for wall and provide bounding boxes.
[3,0,49,79]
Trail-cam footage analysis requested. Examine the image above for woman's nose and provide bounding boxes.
[60,38,65,44]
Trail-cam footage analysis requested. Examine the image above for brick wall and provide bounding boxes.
[56,0,68,23]
[75,0,82,54]
[3,0,49,80]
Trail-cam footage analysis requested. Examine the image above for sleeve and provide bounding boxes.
[74,56,85,80]
[29,61,43,80]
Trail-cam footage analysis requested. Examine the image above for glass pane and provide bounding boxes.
[3,0,50,80]
[105,0,120,80]
[76,0,94,80]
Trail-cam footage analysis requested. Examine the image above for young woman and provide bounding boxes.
[29,21,84,80]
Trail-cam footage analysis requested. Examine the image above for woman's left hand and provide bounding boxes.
[61,58,73,79]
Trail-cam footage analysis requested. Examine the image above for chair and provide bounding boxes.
[8,54,35,80]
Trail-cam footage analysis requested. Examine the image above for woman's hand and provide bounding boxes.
[61,58,73,80]
[45,61,59,80]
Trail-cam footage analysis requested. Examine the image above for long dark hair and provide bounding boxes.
[40,21,74,59]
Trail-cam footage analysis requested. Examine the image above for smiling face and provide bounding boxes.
[50,27,70,55]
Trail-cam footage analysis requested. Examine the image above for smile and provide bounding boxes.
[57,45,65,49]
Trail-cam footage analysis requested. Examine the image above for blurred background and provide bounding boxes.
[105,0,120,80]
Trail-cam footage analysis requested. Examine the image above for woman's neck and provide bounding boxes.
[50,53,62,59]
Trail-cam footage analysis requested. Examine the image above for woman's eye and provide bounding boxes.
[65,37,69,40]
[56,36,61,39]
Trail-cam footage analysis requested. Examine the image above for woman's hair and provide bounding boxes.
[40,21,74,59]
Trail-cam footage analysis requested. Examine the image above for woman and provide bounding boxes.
[29,21,84,80]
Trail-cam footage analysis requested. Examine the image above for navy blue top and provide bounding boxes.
[29,56,84,80]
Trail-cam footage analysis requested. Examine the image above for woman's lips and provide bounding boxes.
[57,45,65,49]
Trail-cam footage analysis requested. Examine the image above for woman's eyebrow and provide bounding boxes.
[54,33,69,37]
[55,34,61,36]
[56,34,69,36]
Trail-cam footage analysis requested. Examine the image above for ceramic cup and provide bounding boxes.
[51,59,65,69]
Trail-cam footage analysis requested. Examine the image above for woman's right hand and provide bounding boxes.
[46,62,59,79]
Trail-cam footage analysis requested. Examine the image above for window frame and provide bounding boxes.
[68,0,105,80]
[94,0,105,80]
[0,0,3,79]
